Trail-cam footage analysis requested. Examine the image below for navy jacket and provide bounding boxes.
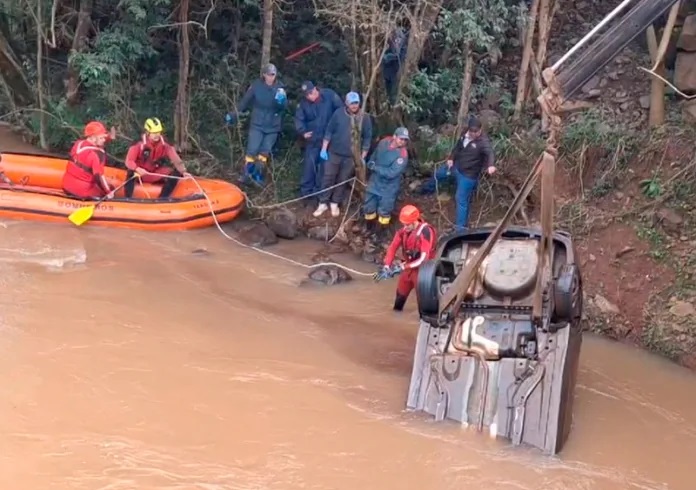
[294,88,342,145]
[237,78,288,133]
[324,107,373,157]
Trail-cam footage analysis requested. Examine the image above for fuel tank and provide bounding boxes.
[407,227,583,455]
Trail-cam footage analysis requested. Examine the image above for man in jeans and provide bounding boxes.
[314,91,373,218]
[447,115,496,231]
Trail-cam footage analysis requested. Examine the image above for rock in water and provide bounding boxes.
[237,222,279,247]
[266,208,298,239]
[299,265,353,287]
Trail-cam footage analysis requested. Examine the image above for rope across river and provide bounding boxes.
[160,173,375,278]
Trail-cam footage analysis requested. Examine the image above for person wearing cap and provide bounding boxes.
[224,62,287,185]
[294,81,342,201]
[123,117,191,199]
[62,121,116,199]
[313,91,373,218]
[373,204,437,312]
[446,115,496,231]
[363,126,410,234]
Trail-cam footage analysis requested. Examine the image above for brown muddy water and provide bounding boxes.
[0,125,695,489]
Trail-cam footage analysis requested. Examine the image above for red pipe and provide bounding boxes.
[284,42,321,61]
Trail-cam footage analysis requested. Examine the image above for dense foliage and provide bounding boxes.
[0,0,528,181]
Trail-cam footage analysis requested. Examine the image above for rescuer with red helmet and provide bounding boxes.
[374,204,437,312]
[62,121,115,199]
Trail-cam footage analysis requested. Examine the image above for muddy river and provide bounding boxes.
[0,126,695,489]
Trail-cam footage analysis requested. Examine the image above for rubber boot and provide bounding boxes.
[393,293,407,312]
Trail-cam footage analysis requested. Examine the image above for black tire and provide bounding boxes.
[552,264,582,323]
[416,259,440,316]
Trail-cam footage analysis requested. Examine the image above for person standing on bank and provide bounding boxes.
[294,81,342,202]
[313,91,373,218]
[363,127,410,235]
[447,115,496,231]
[225,63,287,185]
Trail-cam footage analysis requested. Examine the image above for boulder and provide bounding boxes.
[299,265,353,287]
[307,224,337,242]
[237,222,278,247]
[678,14,696,51]
[674,51,696,92]
[265,208,298,239]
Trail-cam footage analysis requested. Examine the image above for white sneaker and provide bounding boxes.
[330,203,340,217]
[313,203,328,217]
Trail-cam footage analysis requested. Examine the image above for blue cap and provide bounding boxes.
[301,81,315,95]
[345,91,360,104]
[394,127,409,139]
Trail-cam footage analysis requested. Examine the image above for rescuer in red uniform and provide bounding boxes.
[374,204,437,312]
[62,121,115,199]
[124,117,190,199]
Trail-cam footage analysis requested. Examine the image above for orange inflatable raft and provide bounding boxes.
[0,151,245,231]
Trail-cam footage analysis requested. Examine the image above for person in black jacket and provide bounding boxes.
[447,115,497,231]
[225,63,288,185]
[313,91,373,218]
[294,81,342,200]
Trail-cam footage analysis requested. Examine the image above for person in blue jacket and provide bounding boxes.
[382,28,408,105]
[225,63,287,185]
[363,127,410,236]
[294,81,342,202]
[314,91,373,218]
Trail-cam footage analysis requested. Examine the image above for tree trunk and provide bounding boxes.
[536,0,556,130]
[260,0,273,70]
[174,0,191,150]
[66,0,93,106]
[646,1,680,127]
[0,29,34,106]
[455,44,474,131]
[36,0,48,150]
[392,0,444,106]
[513,0,540,119]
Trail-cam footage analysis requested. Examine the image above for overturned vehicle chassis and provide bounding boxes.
[407,227,583,455]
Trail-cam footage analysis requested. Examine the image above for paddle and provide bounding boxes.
[68,175,137,227]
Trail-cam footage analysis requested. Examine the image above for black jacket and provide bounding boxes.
[449,132,495,179]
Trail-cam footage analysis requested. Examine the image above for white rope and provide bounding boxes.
[157,172,375,277]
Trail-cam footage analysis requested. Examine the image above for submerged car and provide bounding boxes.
[406,226,583,455]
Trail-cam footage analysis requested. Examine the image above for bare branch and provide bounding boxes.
[148,0,216,38]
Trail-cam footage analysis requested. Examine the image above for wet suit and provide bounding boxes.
[364,136,409,228]
[62,139,110,199]
[384,221,437,312]
[124,134,185,199]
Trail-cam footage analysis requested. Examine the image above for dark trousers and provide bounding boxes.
[125,169,182,199]
[300,144,324,197]
[246,127,279,156]
[319,153,354,205]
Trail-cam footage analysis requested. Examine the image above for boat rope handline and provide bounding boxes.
[163,173,375,277]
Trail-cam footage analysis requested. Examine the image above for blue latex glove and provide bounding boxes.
[366,160,376,170]
[275,88,287,103]
[391,263,404,276]
[319,149,329,160]
[372,265,392,283]
[224,112,237,126]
